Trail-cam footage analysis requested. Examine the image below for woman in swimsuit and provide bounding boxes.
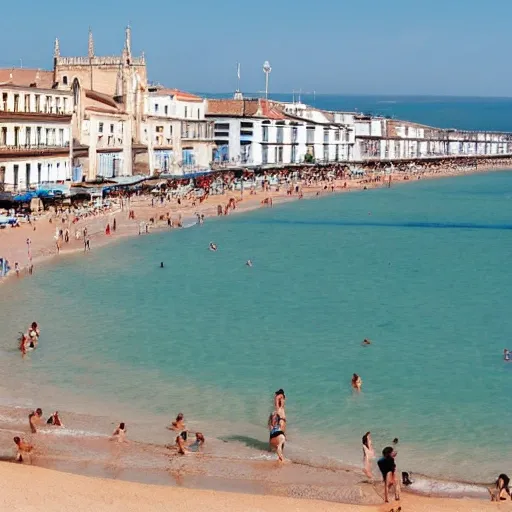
[46,411,64,427]
[268,412,286,462]
[489,474,511,501]
[362,431,374,478]
[176,431,188,455]
[352,373,362,391]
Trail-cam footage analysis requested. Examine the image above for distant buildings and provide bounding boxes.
[0,27,512,192]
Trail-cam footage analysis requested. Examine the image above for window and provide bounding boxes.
[335,145,339,161]
[169,125,173,137]
[184,106,188,118]
[13,94,19,112]
[45,128,50,145]
[156,126,164,133]
[45,96,52,113]
[63,98,68,112]
[26,164,31,188]
[99,122,104,134]
[36,127,41,145]
[0,166,5,189]
[306,127,315,144]
[164,105,168,115]
[197,109,200,120]
[59,129,64,145]
[323,128,329,143]
[1,127,6,145]
[154,103,159,113]
[334,129,340,141]
[291,145,297,163]
[35,95,40,112]
[13,165,19,191]
[55,97,60,113]
[37,163,42,185]
[14,127,19,146]
[25,127,31,147]
[323,145,329,161]
[62,76,68,85]
[262,125,269,142]
[2,93,7,111]
[277,146,283,163]
[110,124,114,134]
[24,95,30,112]
[262,145,268,164]
[292,126,298,143]
[276,126,284,143]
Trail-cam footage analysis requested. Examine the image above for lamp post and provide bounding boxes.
[263,61,271,101]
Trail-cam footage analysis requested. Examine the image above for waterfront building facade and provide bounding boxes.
[143,87,214,175]
[0,71,73,191]
[207,98,353,167]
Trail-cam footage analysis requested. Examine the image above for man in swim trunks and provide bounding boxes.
[28,408,43,433]
[377,446,400,503]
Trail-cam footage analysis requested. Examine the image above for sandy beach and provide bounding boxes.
[1,462,509,512]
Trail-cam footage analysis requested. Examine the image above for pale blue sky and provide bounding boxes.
[0,0,509,96]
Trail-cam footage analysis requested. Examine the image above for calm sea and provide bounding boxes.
[1,170,512,483]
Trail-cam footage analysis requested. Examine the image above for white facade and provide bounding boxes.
[0,85,73,191]
[144,88,214,174]
[208,100,354,167]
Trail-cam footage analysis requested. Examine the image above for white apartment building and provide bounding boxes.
[0,77,73,191]
[144,87,214,175]
[206,98,354,167]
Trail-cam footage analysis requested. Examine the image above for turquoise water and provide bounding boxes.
[2,171,512,482]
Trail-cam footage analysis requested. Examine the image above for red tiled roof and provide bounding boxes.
[207,98,289,120]
[0,68,54,89]
[153,88,203,102]
[85,89,119,109]
[86,106,126,115]
[260,99,287,120]
[206,99,259,117]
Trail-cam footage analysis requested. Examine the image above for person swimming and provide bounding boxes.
[352,373,362,391]
[504,349,510,362]
[268,412,286,462]
[160,262,164,268]
[362,338,371,346]
[246,260,253,267]
[209,242,217,252]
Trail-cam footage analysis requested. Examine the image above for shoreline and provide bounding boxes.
[1,162,510,286]
[1,163,511,509]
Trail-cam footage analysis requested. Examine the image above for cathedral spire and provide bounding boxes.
[124,25,132,61]
[88,27,94,58]
[54,38,60,58]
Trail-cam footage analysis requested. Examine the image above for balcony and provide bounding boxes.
[0,142,70,157]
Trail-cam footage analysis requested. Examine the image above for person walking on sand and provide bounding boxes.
[352,373,362,391]
[14,436,33,463]
[377,446,400,503]
[362,431,375,479]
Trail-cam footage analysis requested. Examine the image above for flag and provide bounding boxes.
[237,63,241,81]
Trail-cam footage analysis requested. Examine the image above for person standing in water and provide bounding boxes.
[352,373,362,391]
[112,422,127,443]
[268,411,286,462]
[13,436,33,463]
[28,408,43,433]
[362,431,375,479]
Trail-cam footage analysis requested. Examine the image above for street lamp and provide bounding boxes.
[263,61,272,101]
